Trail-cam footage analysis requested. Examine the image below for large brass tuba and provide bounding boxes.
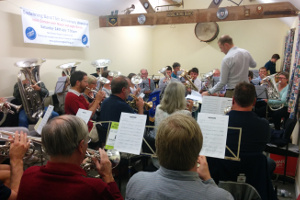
[56,62,79,77]
[15,58,46,123]
[261,73,284,111]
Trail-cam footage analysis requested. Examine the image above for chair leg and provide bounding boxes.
[283,144,289,184]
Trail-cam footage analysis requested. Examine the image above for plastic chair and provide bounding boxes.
[219,181,261,200]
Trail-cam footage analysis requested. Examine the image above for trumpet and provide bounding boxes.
[129,94,153,111]
[0,102,22,115]
[81,148,120,173]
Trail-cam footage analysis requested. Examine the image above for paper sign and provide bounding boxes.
[114,112,147,155]
[105,122,119,150]
[197,113,229,159]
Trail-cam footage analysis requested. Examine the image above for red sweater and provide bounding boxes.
[17,161,123,200]
[64,91,93,131]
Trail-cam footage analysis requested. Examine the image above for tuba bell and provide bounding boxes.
[56,62,79,77]
[179,69,199,91]
[15,58,46,123]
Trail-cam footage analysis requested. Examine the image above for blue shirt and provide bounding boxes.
[99,94,134,128]
[264,60,276,75]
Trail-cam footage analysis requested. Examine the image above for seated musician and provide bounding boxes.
[139,69,155,101]
[126,113,233,200]
[17,115,123,200]
[158,66,178,90]
[101,70,113,98]
[0,131,30,200]
[253,67,268,85]
[13,80,59,128]
[82,75,98,103]
[99,75,144,128]
[155,82,192,131]
[263,72,290,130]
[171,62,181,80]
[64,71,105,144]
[188,67,202,92]
[127,73,141,96]
[226,82,275,174]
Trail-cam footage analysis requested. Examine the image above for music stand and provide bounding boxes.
[255,85,268,99]
[55,76,67,94]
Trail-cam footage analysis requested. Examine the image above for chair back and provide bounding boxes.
[219,181,261,200]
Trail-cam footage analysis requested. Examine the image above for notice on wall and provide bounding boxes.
[21,8,90,47]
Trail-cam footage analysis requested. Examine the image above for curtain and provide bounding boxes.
[282,28,295,72]
[287,15,300,119]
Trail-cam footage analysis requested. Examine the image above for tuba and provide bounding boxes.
[261,73,284,111]
[56,62,79,77]
[15,58,46,123]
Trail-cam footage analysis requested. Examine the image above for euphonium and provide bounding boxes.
[15,58,46,123]
[201,71,214,91]
[261,73,284,111]
[81,148,120,173]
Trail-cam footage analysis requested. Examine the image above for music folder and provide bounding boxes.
[255,85,268,99]
[55,76,67,94]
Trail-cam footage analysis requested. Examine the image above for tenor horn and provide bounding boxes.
[0,102,22,115]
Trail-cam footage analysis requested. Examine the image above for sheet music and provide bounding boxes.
[105,122,119,150]
[76,108,92,124]
[186,90,202,102]
[201,96,232,115]
[114,112,147,155]
[197,113,229,159]
[35,105,54,135]
[55,76,67,93]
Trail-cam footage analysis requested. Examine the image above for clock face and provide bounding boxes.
[144,2,149,9]
[138,14,146,25]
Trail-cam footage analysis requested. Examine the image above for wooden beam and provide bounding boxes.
[99,2,298,27]
[208,0,223,9]
[139,0,155,13]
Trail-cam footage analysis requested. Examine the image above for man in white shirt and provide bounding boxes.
[202,35,257,98]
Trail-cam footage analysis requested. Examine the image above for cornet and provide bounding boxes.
[129,94,153,111]
[81,148,120,173]
[179,70,199,91]
[0,102,22,115]
[0,130,42,160]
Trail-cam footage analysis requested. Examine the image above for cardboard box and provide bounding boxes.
[270,154,298,177]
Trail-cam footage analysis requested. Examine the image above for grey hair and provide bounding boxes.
[160,82,186,114]
[41,115,89,157]
[87,75,97,84]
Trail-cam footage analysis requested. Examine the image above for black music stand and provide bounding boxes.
[255,85,268,99]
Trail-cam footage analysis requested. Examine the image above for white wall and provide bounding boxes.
[0,0,294,95]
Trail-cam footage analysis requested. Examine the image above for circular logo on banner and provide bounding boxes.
[25,27,36,40]
[82,34,88,45]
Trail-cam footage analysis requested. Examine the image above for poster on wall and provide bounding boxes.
[21,8,90,47]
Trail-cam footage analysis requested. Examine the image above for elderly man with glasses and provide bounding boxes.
[17,115,123,200]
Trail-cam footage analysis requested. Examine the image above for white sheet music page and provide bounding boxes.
[35,105,54,135]
[186,90,202,102]
[114,112,147,155]
[76,108,92,124]
[197,113,229,159]
[201,96,232,115]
